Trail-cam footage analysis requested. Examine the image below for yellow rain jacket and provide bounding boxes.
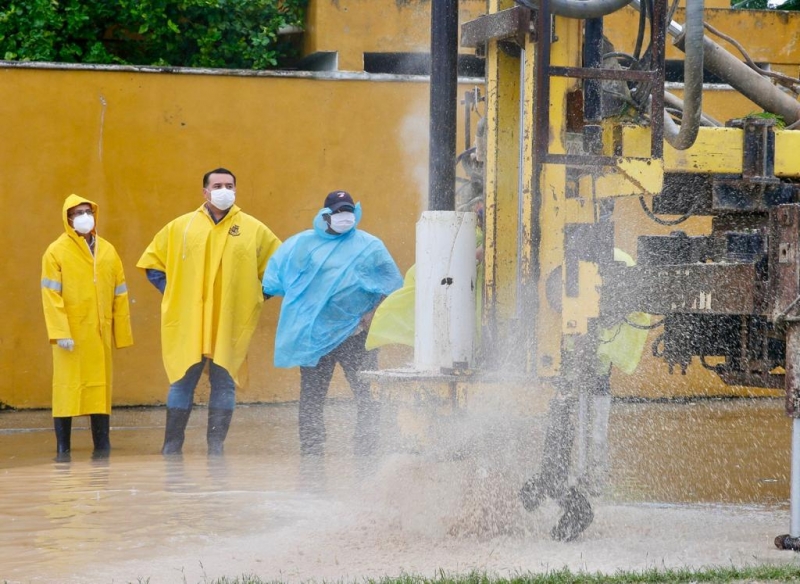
[41,194,133,417]
[137,205,280,385]
[596,248,651,375]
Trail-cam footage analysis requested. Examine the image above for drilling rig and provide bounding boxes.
[447,0,800,543]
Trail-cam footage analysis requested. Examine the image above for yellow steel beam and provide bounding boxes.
[775,130,800,178]
[562,262,601,335]
[519,27,537,373]
[483,26,522,329]
[620,126,800,176]
[591,158,666,199]
[535,16,584,377]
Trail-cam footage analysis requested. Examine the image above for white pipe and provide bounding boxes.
[414,211,478,371]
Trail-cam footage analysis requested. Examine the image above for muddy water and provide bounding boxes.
[1,398,799,583]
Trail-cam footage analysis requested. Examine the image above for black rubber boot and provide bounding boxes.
[552,486,594,542]
[54,416,72,462]
[207,408,233,456]
[162,408,192,455]
[90,414,111,459]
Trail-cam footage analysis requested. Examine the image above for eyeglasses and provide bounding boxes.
[68,208,94,218]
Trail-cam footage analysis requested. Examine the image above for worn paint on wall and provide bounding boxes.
[2,65,479,409]
[305,0,487,71]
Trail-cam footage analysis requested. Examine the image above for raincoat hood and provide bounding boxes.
[312,202,363,239]
[43,194,133,417]
[62,193,98,240]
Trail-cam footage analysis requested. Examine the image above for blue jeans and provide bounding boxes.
[166,358,235,411]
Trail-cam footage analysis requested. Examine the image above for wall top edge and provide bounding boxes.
[0,60,485,84]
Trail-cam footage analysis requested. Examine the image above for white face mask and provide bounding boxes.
[209,188,236,211]
[329,211,356,234]
[72,214,95,234]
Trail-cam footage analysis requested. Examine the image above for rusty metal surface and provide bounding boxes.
[548,65,658,82]
[769,205,800,416]
[786,326,800,416]
[717,369,785,390]
[770,205,800,321]
[601,263,762,316]
[545,153,620,165]
[649,0,666,158]
[460,6,531,48]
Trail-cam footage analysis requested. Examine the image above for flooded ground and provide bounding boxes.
[1,396,799,583]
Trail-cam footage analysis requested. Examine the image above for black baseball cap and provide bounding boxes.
[324,190,355,213]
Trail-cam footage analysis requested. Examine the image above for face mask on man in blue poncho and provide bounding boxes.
[328,211,356,233]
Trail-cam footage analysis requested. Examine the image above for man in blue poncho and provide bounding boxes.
[262,190,403,456]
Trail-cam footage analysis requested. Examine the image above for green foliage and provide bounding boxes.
[0,0,308,69]
[733,0,800,10]
[143,564,800,584]
[744,111,787,128]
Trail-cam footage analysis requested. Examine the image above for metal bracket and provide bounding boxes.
[460,6,532,50]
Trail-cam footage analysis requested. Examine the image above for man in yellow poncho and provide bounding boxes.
[138,168,281,456]
[41,195,133,462]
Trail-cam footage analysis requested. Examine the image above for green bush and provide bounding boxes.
[0,0,308,69]
[732,0,800,10]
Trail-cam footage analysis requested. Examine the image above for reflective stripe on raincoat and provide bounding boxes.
[262,204,403,368]
[41,194,133,417]
[137,205,280,385]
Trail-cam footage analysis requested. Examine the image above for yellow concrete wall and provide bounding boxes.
[605,6,800,67]
[1,64,480,409]
[305,0,487,71]
[304,0,800,78]
[6,4,800,408]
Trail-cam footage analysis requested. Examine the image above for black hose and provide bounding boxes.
[638,195,694,226]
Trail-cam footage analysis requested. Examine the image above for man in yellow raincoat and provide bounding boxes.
[138,168,281,456]
[41,195,133,462]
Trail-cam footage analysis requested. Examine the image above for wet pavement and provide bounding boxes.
[1,397,799,583]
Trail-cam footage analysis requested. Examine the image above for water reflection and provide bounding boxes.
[0,399,794,582]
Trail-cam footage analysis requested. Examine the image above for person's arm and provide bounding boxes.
[41,248,72,345]
[146,269,167,294]
[257,224,282,299]
[261,242,289,299]
[137,223,170,294]
[112,251,134,348]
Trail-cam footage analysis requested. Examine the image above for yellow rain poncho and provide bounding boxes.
[137,205,280,385]
[596,248,651,375]
[365,265,416,350]
[41,194,133,417]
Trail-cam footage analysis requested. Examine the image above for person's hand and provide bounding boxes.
[56,339,75,351]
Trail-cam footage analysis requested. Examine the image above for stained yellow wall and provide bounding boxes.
[1,65,479,409]
[6,3,800,408]
[605,6,800,68]
[305,0,487,71]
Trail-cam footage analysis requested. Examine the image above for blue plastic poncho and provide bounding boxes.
[262,203,403,368]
